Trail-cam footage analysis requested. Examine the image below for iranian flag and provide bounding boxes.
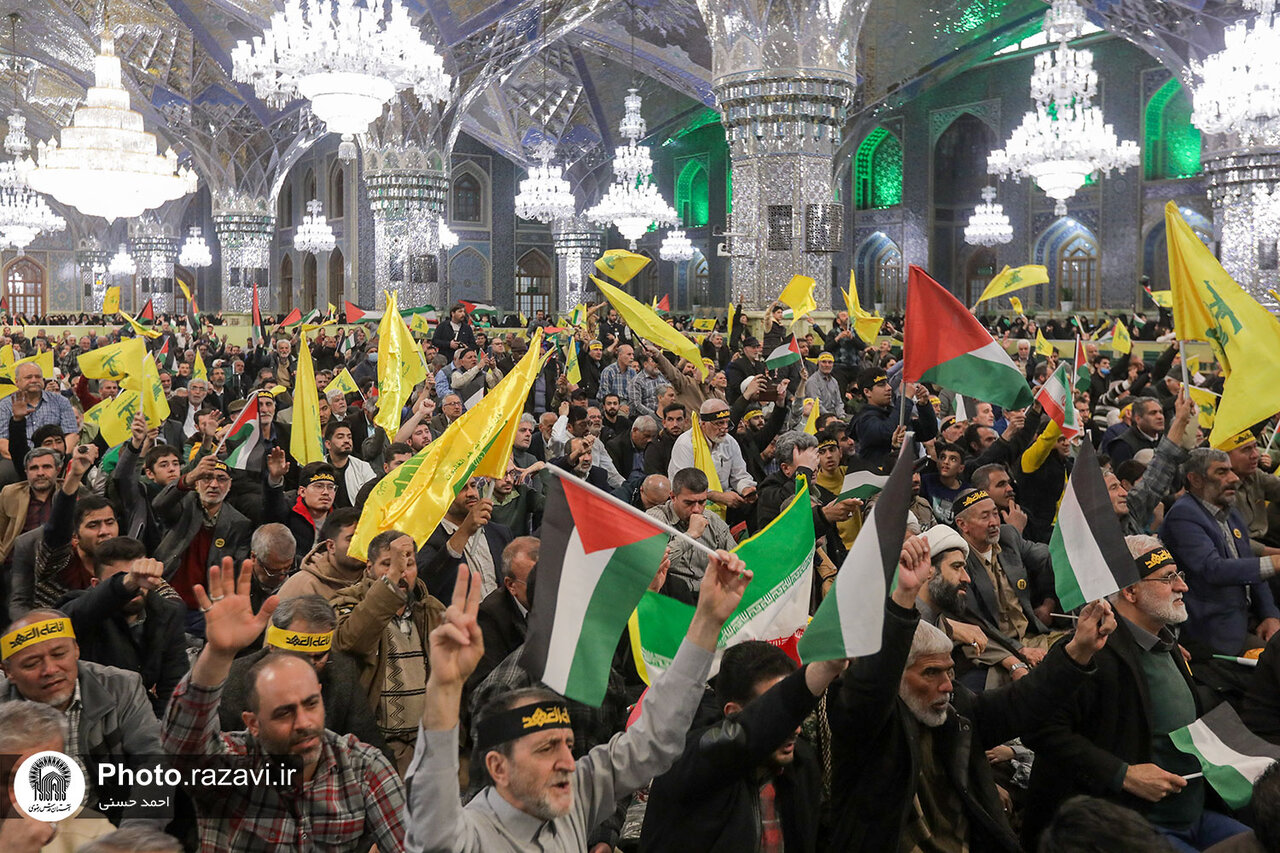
[1171,703,1280,808]
[521,474,671,705]
[221,395,262,470]
[766,336,802,369]
[1035,362,1082,440]
[904,265,1034,410]
[799,438,915,662]
[1050,440,1138,611]
[628,476,817,682]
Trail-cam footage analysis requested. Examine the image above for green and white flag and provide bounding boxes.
[765,336,802,369]
[837,470,890,502]
[1171,702,1280,808]
[799,439,915,662]
[222,394,262,470]
[1051,440,1138,611]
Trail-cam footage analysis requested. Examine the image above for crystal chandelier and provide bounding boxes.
[964,187,1013,246]
[294,199,336,254]
[659,228,695,262]
[108,244,136,277]
[178,226,213,268]
[231,0,452,162]
[987,0,1139,215]
[439,219,458,250]
[0,186,65,254]
[514,140,576,223]
[28,34,198,221]
[586,89,678,248]
[1192,0,1280,145]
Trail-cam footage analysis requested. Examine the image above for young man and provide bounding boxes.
[920,442,968,524]
[323,421,376,509]
[265,454,337,556]
[277,507,364,600]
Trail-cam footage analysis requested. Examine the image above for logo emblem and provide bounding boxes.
[13,750,85,822]
[214,538,225,548]
[1234,529,1243,539]
[1016,578,1027,590]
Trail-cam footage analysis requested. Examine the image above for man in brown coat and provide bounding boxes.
[331,529,445,774]
[0,448,82,564]
[276,507,363,600]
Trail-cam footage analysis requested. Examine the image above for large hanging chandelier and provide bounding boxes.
[514,140,576,223]
[964,186,1013,246]
[438,219,458,250]
[108,244,136,277]
[659,228,695,262]
[28,34,197,221]
[178,226,213,268]
[1192,0,1280,145]
[295,199,337,254]
[586,89,677,247]
[987,0,1138,215]
[232,0,451,162]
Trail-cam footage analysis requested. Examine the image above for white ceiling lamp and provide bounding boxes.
[107,244,136,277]
[659,228,694,261]
[178,226,213,268]
[232,0,452,162]
[27,32,198,221]
[586,88,678,247]
[515,139,576,224]
[987,0,1138,215]
[1192,0,1280,145]
[294,199,336,254]
[964,186,1013,246]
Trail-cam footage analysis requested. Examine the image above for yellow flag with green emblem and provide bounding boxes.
[592,276,707,379]
[779,275,817,327]
[119,354,171,428]
[1112,319,1132,355]
[974,265,1050,305]
[1186,385,1218,430]
[408,312,432,337]
[325,368,360,398]
[565,336,581,385]
[803,398,821,435]
[290,331,325,465]
[690,413,725,518]
[692,318,716,331]
[1166,201,1280,446]
[841,271,885,343]
[1035,330,1053,357]
[594,249,651,285]
[78,337,145,381]
[193,350,208,382]
[119,310,161,339]
[102,286,120,315]
[5,349,55,383]
[373,291,428,439]
[1009,296,1025,316]
[96,390,141,447]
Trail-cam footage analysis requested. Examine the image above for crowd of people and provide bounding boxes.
[0,296,1278,853]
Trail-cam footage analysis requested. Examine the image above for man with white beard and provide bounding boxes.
[667,398,756,514]
[1022,535,1251,852]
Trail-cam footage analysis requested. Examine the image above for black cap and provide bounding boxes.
[858,367,890,391]
[743,336,760,348]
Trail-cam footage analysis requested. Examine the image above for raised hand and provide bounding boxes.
[891,534,932,608]
[124,557,166,593]
[130,412,148,447]
[194,557,278,657]
[266,446,290,482]
[68,444,98,479]
[1064,599,1117,665]
[427,565,485,688]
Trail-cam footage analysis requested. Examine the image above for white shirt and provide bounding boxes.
[440,517,499,596]
[668,430,754,492]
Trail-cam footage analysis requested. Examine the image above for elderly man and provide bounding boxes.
[1220,429,1280,556]
[1024,534,1252,851]
[606,414,658,489]
[637,473,671,510]
[405,550,751,852]
[471,535,539,689]
[1161,447,1280,657]
[825,534,1115,851]
[430,393,465,437]
[163,559,406,850]
[952,488,1061,686]
[0,361,78,459]
[163,376,211,447]
[550,404,624,488]
[598,343,639,405]
[1,608,169,828]
[668,399,756,512]
[648,468,735,601]
[804,352,846,419]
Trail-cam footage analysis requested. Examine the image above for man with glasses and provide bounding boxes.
[247,523,296,612]
[265,454,337,557]
[1023,535,1251,852]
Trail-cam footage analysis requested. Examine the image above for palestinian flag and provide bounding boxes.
[156,338,172,370]
[628,476,817,682]
[296,308,321,328]
[278,308,302,329]
[1074,336,1090,394]
[1050,440,1138,611]
[253,285,269,345]
[1035,362,1082,440]
[521,474,670,705]
[655,294,670,313]
[344,300,367,324]
[766,336,802,369]
[1171,703,1280,808]
[799,439,915,662]
[837,470,889,502]
[222,395,263,470]
[138,298,155,323]
[904,265,1034,410]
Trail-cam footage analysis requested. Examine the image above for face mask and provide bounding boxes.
[368,352,378,364]
[1100,368,1110,377]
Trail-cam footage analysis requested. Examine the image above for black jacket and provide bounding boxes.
[826,599,1096,852]
[58,574,189,716]
[849,400,937,472]
[416,520,514,602]
[471,587,528,691]
[642,666,822,853]
[963,524,1053,639]
[264,482,320,559]
[152,483,252,583]
[430,318,477,354]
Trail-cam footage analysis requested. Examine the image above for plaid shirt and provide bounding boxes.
[162,673,406,852]
[598,362,637,404]
[629,371,671,419]
[0,390,79,441]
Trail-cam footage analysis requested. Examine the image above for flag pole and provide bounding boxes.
[542,463,720,560]
[1178,340,1191,389]
[898,381,908,429]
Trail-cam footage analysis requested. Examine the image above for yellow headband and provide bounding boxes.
[266,625,333,654]
[817,352,834,362]
[1,617,74,660]
[1215,430,1257,452]
[743,409,763,421]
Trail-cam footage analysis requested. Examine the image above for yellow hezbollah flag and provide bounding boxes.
[1112,319,1132,355]
[803,398,821,435]
[373,291,428,439]
[1148,289,1174,308]
[1009,296,1025,316]
[1187,355,1201,375]
[290,331,325,465]
[779,275,817,327]
[178,280,198,314]
[692,318,716,331]
[689,412,725,518]
[594,249,651,285]
[1166,200,1280,445]
[0,345,13,374]
[119,354,170,429]
[96,389,141,447]
[1186,384,1218,430]
[592,276,707,379]
[325,368,360,398]
[193,350,208,382]
[1035,330,1053,357]
[974,264,1050,305]
[349,329,546,561]
[77,336,145,381]
[102,286,120,315]
[408,312,432,336]
[565,336,581,385]
[5,349,55,382]
[119,310,161,339]
[842,271,885,343]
